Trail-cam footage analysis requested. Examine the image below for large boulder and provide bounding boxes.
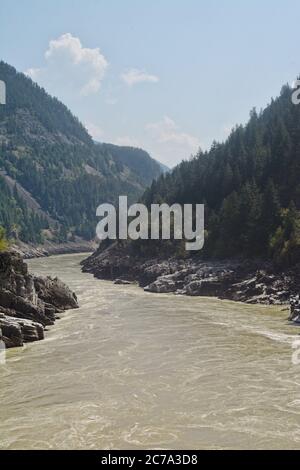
[34,276,78,310]
[144,277,177,293]
[186,278,224,297]
[0,313,44,348]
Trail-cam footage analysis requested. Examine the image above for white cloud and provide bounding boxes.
[25,67,42,80]
[221,123,235,139]
[121,68,159,86]
[146,116,201,151]
[25,33,108,97]
[85,122,104,141]
[144,116,201,167]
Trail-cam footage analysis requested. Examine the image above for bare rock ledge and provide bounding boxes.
[0,251,78,348]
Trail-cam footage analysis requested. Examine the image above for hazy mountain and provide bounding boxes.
[96,143,164,186]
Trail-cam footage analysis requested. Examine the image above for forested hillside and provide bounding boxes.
[97,143,164,186]
[135,83,300,266]
[0,61,163,244]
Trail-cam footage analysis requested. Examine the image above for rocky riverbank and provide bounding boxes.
[81,243,299,311]
[0,251,78,348]
[11,239,96,259]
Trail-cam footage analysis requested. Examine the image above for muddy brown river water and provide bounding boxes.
[0,253,300,449]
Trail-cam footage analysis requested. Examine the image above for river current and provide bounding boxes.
[1,253,300,449]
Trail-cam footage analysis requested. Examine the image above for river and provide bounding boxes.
[0,253,300,449]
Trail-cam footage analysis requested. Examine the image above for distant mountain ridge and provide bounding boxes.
[0,61,164,245]
[96,142,165,186]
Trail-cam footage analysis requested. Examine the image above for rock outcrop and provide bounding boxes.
[289,296,300,323]
[0,251,78,348]
[81,243,298,307]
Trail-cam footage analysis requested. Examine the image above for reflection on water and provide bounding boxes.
[0,253,300,449]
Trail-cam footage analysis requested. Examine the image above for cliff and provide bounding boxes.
[0,251,78,348]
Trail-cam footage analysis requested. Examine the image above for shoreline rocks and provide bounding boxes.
[10,239,96,259]
[0,251,78,349]
[81,244,297,311]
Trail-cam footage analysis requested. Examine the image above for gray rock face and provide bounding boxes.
[144,264,234,297]
[82,243,300,306]
[289,296,300,323]
[34,276,78,310]
[0,252,78,348]
[144,275,177,293]
[185,279,223,297]
[143,264,299,305]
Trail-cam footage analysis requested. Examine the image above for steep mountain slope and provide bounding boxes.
[136,83,300,266]
[97,143,165,186]
[0,61,163,245]
[85,81,300,268]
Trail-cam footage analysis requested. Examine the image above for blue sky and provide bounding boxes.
[1,0,300,167]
